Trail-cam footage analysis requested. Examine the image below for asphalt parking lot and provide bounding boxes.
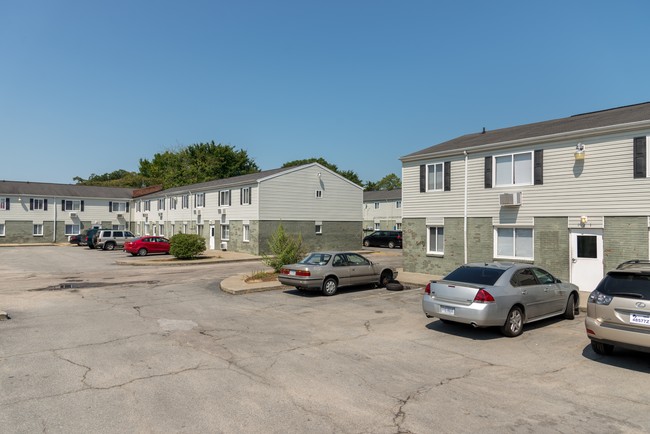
[1,246,649,433]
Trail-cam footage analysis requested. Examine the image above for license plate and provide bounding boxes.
[289,270,296,276]
[440,305,455,315]
[630,313,650,325]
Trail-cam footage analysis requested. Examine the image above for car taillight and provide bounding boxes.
[296,270,310,277]
[473,289,495,303]
[425,282,431,294]
[280,268,289,275]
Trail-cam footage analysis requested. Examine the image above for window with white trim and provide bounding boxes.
[396,200,401,209]
[182,195,189,209]
[243,224,250,242]
[31,198,45,210]
[33,224,43,236]
[170,197,177,210]
[494,152,532,186]
[195,193,205,208]
[427,226,444,254]
[111,201,127,212]
[395,222,402,230]
[0,198,7,210]
[427,163,444,191]
[221,224,230,240]
[65,224,80,235]
[159,224,165,236]
[0,223,4,236]
[62,200,81,211]
[374,222,380,230]
[495,227,533,259]
[158,198,165,210]
[144,200,151,211]
[241,187,251,205]
[219,190,231,206]
[315,224,322,234]
[374,202,379,209]
[315,190,323,199]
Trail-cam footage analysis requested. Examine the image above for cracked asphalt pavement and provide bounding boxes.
[1,246,649,433]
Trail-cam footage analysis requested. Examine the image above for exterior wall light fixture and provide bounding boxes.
[575,143,586,160]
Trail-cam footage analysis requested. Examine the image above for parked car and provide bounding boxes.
[94,230,136,250]
[362,230,402,249]
[278,251,398,296]
[68,234,81,245]
[124,236,171,256]
[585,260,650,355]
[422,262,579,337]
[81,228,103,249]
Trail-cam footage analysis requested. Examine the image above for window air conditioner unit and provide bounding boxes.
[220,242,228,251]
[499,192,522,207]
[217,208,223,214]
[158,212,164,219]
[117,213,124,218]
[69,212,78,218]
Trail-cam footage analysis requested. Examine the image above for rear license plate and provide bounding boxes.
[630,313,650,325]
[289,270,296,276]
[440,305,455,315]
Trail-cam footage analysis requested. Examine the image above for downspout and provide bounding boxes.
[53,197,58,243]
[463,151,468,264]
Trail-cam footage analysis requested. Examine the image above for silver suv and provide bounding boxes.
[585,260,650,355]
[94,230,136,251]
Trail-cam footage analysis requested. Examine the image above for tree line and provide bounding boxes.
[73,141,401,191]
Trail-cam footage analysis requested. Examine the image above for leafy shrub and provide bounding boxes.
[169,233,206,259]
[262,224,303,272]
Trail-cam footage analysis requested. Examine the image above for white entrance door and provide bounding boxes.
[570,229,604,293]
[209,225,215,250]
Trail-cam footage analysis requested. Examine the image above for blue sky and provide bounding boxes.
[2,1,650,185]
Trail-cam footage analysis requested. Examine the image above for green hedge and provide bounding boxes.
[169,233,206,259]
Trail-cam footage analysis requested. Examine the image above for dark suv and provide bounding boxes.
[585,260,650,355]
[362,230,402,249]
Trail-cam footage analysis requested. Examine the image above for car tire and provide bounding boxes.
[563,295,576,320]
[379,270,394,287]
[363,240,370,247]
[501,306,524,337]
[385,281,404,291]
[322,277,338,296]
[130,252,137,256]
[388,241,395,249]
[137,248,148,256]
[104,242,116,251]
[591,341,614,355]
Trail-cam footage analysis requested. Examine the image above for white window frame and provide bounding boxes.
[144,200,151,212]
[396,200,401,209]
[395,222,402,230]
[0,198,6,210]
[0,223,4,236]
[494,151,533,187]
[195,193,205,208]
[158,198,165,210]
[182,195,189,209]
[494,227,534,260]
[159,224,165,236]
[33,224,43,236]
[221,224,230,240]
[315,224,322,234]
[65,224,80,235]
[170,197,177,210]
[427,226,444,255]
[241,187,251,205]
[374,202,380,209]
[427,163,444,191]
[315,190,323,199]
[374,222,380,230]
[112,201,127,212]
[243,224,250,242]
[32,198,45,210]
[219,190,231,207]
[62,200,81,211]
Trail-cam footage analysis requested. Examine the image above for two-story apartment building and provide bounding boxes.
[131,163,363,254]
[362,189,402,232]
[400,102,650,298]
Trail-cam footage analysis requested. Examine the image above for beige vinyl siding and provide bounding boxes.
[259,165,362,221]
[363,199,402,221]
[404,129,650,220]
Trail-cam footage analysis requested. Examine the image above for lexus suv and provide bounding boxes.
[94,230,136,251]
[585,260,650,355]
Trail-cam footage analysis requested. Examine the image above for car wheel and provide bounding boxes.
[104,242,116,251]
[501,306,524,337]
[591,341,614,355]
[322,277,338,296]
[379,270,393,287]
[563,295,576,320]
[388,241,395,249]
[130,252,137,256]
[386,281,404,291]
[137,248,148,256]
[363,240,370,247]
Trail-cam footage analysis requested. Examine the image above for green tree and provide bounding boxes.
[364,173,401,191]
[73,170,156,188]
[169,233,206,259]
[282,158,362,186]
[262,224,303,272]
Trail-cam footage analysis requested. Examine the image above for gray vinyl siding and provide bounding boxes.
[404,129,650,220]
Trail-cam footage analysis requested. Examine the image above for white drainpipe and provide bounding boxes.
[463,151,469,264]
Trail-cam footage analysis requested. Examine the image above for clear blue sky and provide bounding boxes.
[2,1,650,185]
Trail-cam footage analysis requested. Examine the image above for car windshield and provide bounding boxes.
[597,272,650,300]
[299,253,332,266]
[444,266,506,286]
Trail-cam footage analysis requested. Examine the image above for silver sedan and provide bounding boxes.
[422,262,579,337]
[278,251,398,296]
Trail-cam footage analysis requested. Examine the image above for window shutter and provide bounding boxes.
[484,157,493,188]
[228,190,232,206]
[6,198,9,210]
[444,161,451,191]
[634,136,646,178]
[534,149,544,185]
[81,201,85,212]
[126,202,129,212]
[44,199,48,211]
[240,188,243,205]
[218,193,221,207]
[30,198,34,210]
[419,165,426,192]
[109,201,113,212]
[61,199,65,210]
